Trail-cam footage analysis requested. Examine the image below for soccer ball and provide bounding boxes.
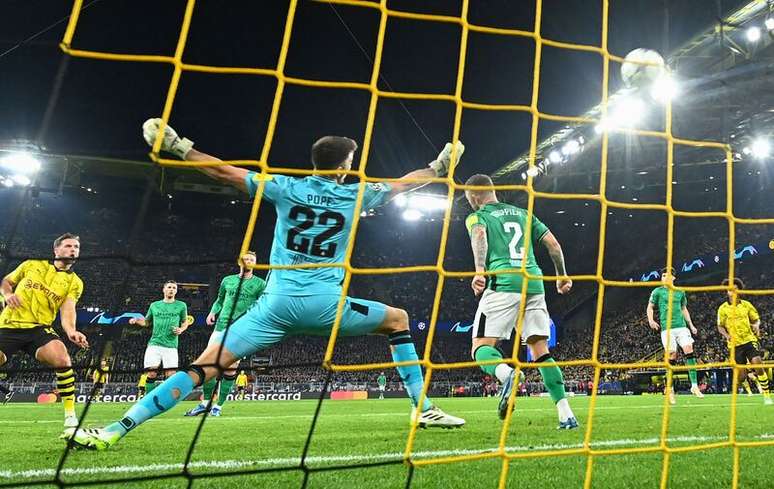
[621,48,665,89]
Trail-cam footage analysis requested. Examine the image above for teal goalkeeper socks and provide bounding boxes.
[107,371,195,436]
[389,331,433,412]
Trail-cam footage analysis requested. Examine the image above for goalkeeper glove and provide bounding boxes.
[142,118,194,159]
[429,140,465,176]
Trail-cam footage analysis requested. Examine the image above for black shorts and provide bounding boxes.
[734,341,762,365]
[0,327,60,358]
[237,386,245,392]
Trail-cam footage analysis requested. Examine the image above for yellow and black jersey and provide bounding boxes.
[717,300,759,347]
[0,260,83,329]
[92,368,109,384]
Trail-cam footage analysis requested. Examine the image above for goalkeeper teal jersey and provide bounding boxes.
[244,172,392,296]
[209,274,266,332]
[465,202,550,295]
[145,300,187,348]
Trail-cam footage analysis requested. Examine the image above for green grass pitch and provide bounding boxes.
[1,395,773,488]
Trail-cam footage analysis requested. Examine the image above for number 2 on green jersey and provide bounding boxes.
[503,222,524,264]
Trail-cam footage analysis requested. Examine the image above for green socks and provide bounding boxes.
[536,354,567,403]
[474,345,503,377]
[217,375,236,407]
[685,354,698,387]
[202,378,218,405]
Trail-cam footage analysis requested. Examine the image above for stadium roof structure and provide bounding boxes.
[491,0,774,206]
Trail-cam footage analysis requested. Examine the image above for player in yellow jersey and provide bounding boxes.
[717,278,772,405]
[137,372,148,399]
[0,233,89,432]
[91,360,109,401]
[235,370,248,400]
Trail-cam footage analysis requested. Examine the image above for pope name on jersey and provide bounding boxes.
[465,203,550,294]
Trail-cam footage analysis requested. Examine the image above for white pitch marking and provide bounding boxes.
[2,433,773,480]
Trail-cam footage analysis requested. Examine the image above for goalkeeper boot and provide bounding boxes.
[184,403,209,416]
[411,406,465,429]
[210,405,222,417]
[558,417,579,430]
[68,428,121,451]
[690,386,704,398]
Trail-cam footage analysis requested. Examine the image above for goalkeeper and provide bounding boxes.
[70,119,467,450]
[717,278,772,405]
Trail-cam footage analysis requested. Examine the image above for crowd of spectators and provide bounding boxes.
[2,184,774,395]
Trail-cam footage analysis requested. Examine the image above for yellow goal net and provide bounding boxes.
[56,1,772,488]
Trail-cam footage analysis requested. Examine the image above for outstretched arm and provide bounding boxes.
[142,118,249,193]
[386,142,465,200]
[682,305,697,335]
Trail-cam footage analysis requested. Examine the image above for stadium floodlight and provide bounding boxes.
[548,150,563,164]
[520,172,527,180]
[0,152,41,174]
[526,167,540,177]
[402,208,423,221]
[650,74,678,103]
[2,178,13,188]
[394,193,408,207]
[11,174,31,187]
[561,139,581,156]
[751,138,770,158]
[766,17,774,31]
[746,26,762,42]
[408,194,448,211]
[612,96,645,126]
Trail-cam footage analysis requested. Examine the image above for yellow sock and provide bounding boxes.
[757,370,770,397]
[742,379,753,395]
[56,368,76,418]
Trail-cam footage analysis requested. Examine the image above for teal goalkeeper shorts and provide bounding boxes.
[220,293,388,359]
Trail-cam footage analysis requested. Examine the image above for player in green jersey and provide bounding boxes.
[646,267,701,404]
[185,252,266,416]
[377,371,387,400]
[129,280,189,395]
[464,174,577,429]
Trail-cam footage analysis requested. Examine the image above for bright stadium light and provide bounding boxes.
[548,150,563,164]
[751,138,770,158]
[561,139,581,156]
[408,194,448,211]
[746,26,762,42]
[394,193,408,207]
[650,74,678,103]
[613,96,645,126]
[0,152,41,174]
[11,174,31,186]
[402,208,423,221]
[2,178,13,188]
[526,167,540,177]
[766,17,774,31]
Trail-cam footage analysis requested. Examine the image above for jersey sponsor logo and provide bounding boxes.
[23,281,63,303]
